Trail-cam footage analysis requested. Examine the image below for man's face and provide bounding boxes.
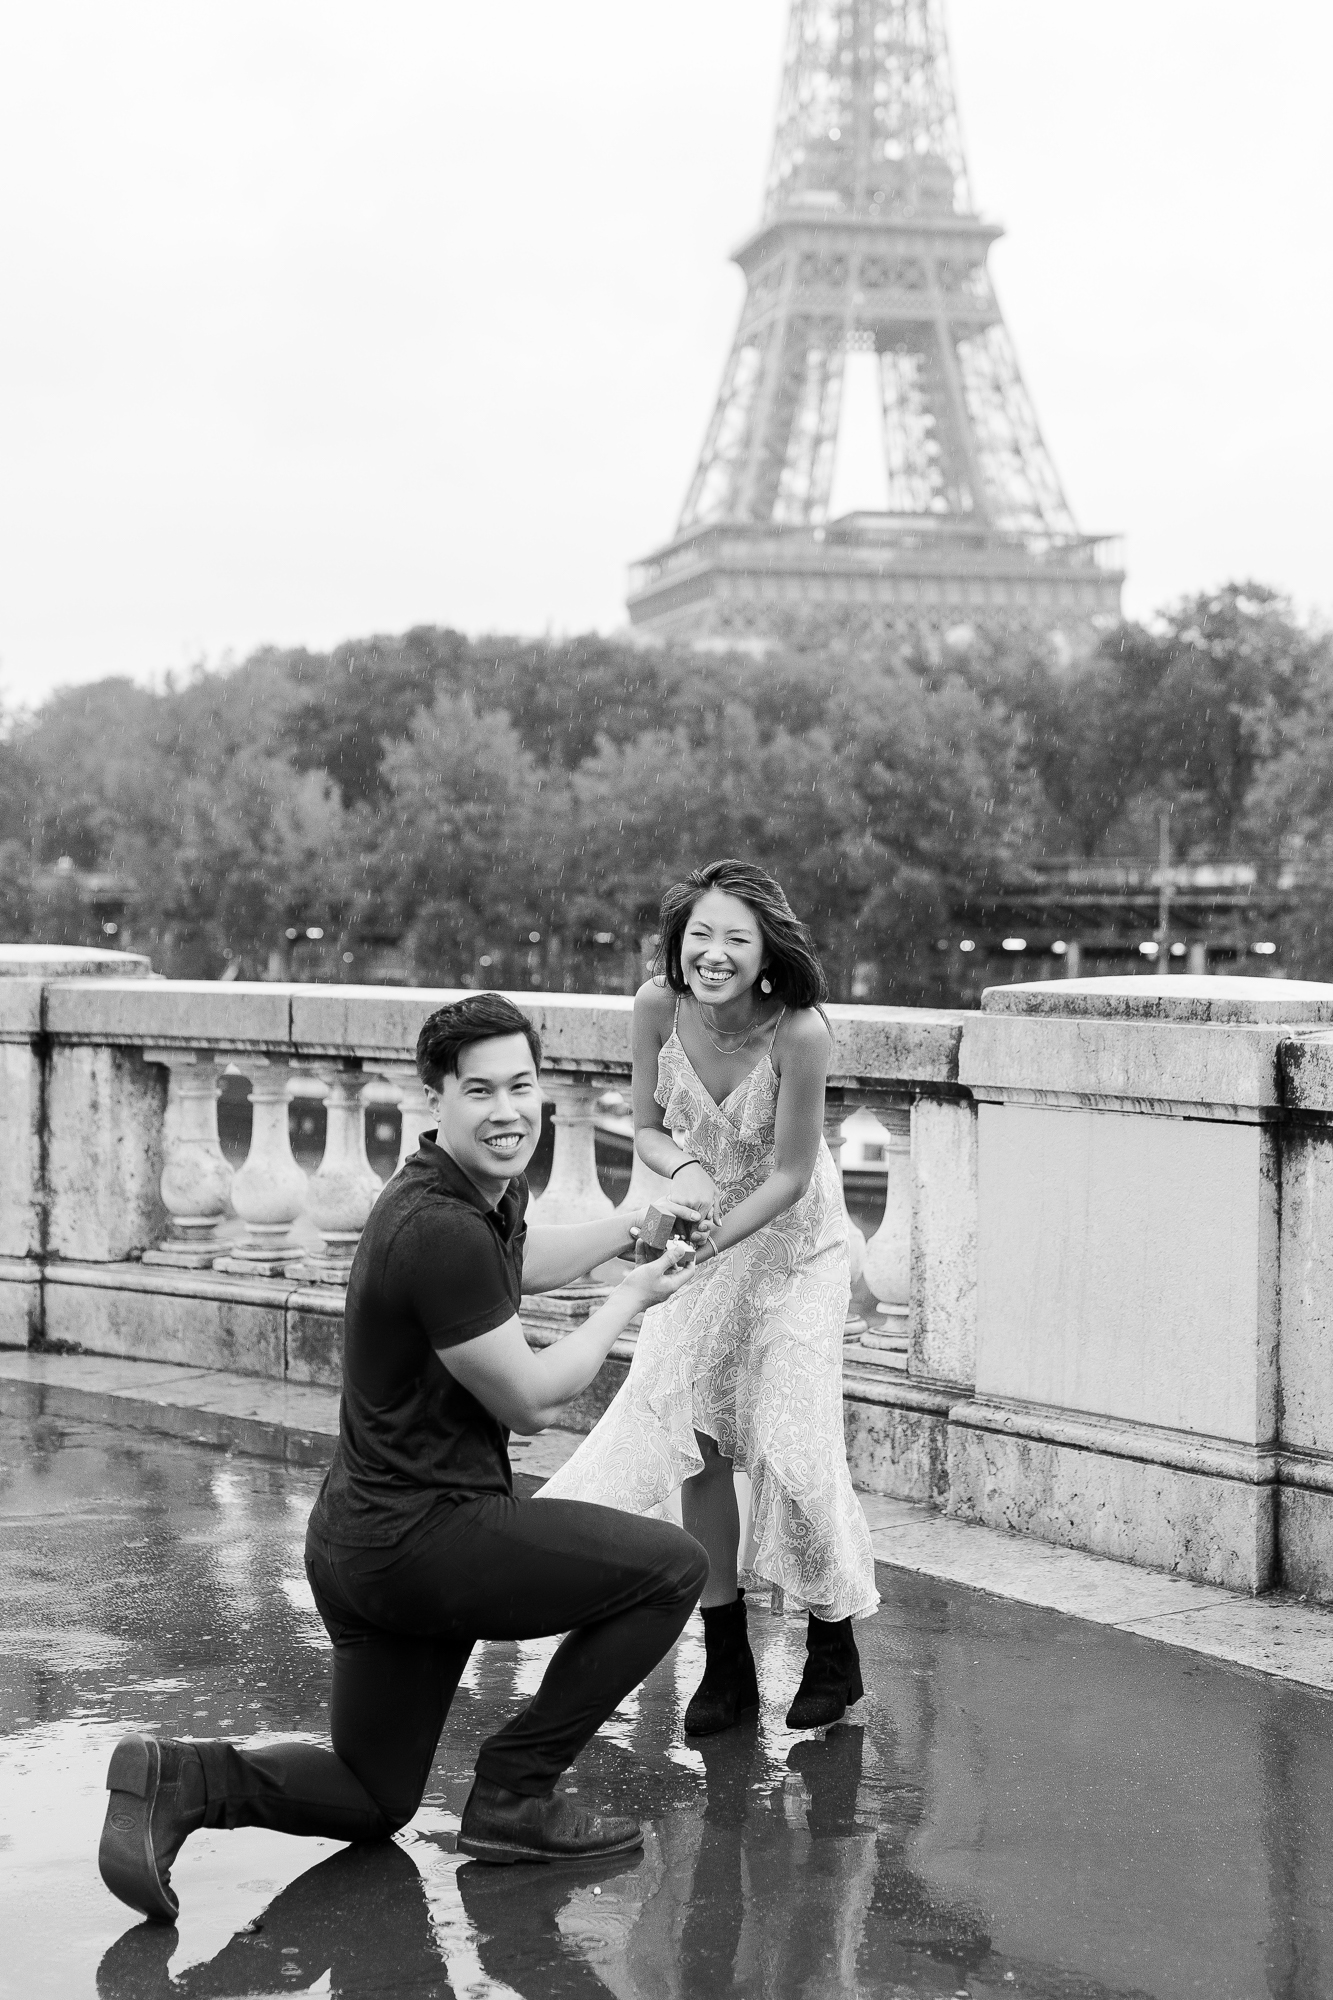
[425,1033,542,1199]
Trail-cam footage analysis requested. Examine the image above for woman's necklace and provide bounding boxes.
[695,996,765,1053]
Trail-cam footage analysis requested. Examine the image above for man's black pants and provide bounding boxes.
[191,1494,708,1843]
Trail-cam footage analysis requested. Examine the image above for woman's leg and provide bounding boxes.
[679,1432,758,1735]
[681,1429,740,1609]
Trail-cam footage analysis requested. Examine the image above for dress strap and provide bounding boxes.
[765,1006,787,1050]
[672,994,682,1037]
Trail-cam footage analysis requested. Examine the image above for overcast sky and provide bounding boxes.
[1,2,1329,708]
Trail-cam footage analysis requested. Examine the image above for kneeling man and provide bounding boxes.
[100,993,707,1920]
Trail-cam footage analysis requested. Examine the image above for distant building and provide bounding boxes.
[946,858,1289,998]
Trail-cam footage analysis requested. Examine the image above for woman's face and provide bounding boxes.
[680,889,766,1007]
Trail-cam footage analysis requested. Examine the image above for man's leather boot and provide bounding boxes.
[457,1776,643,1865]
[99,1734,206,1922]
[785,1614,864,1730]
[683,1589,760,1736]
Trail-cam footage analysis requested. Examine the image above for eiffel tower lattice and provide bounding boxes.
[627,0,1123,647]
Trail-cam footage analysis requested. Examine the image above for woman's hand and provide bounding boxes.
[621,1237,698,1308]
[621,1192,708,1248]
[668,1163,718,1221]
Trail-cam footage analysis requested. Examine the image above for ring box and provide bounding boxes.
[634,1203,694,1263]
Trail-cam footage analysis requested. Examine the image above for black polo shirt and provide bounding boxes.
[311,1133,527,1546]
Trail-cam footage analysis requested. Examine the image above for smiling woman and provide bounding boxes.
[541,858,879,1740]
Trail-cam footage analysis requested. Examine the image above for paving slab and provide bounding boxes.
[6,1348,1333,1695]
[1121,1598,1333,1684]
[868,1507,1240,1623]
[0,1349,584,1485]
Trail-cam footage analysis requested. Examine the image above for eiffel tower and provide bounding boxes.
[627,0,1123,648]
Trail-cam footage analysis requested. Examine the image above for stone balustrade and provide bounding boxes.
[9,949,1333,1606]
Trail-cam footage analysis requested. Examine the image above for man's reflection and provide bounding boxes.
[456,1850,645,1998]
[97,1841,452,2000]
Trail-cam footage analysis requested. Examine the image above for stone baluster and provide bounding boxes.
[374,1060,434,1172]
[523,1072,619,1329]
[621,1144,675,1212]
[584,1095,671,1285]
[823,1089,868,1342]
[528,1073,615,1226]
[298,1064,384,1286]
[213,1059,310,1277]
[859,1099,912,1361]
[142,1049,233,1267]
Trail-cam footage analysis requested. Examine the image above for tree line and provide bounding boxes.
[2,582,1330,1003]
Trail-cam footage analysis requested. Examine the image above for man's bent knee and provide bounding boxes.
[667,1528,709,1605]
[352,1786,421,1841]
[624,1517,708,1607]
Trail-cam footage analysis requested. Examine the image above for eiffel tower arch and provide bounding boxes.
[627,0,1123,650]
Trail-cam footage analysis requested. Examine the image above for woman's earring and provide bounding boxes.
[760,975,773,995]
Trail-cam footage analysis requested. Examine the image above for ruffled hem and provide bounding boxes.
[538,1377,880,1625]
[740,1460,880,1624]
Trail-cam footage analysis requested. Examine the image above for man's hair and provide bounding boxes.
[415,993,542,1091]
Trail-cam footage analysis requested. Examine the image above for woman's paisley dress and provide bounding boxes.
[539,1019,879,1623]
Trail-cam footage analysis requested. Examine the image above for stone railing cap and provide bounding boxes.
[982,975,1333,1027]
[23,975,975,1088]
[0,944,152,979]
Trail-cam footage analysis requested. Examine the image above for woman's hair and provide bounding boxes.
[416,993,542,1090]
[653,859,829,1010]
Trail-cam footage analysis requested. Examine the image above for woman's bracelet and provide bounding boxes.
[670,1158,699,1179]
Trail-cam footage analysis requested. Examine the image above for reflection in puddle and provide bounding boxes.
[7,1408,1333,1998]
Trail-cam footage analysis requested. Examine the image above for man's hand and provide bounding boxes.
[623,1192,709,1256]
[440,1237,702,1433]
[620,1236,699,1308]
[521,1190,702,1295]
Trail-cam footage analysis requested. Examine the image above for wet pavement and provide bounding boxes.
[3,1408,1333,2000]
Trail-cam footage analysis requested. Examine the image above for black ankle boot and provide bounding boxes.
[99,1734,207,1922]
[683,1591,760,1737]
[785,1615,864,1730]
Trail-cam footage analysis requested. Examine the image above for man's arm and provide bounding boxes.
[438,1242,698,1434]
[520,1216,633,1292]
[522,1198,704,1293]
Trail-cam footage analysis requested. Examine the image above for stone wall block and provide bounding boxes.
[948,1420,1276,1594]
[983,974,1333,1028]
[44,1279,283,1377]
[46,1046,168,1262]
[827,1007,968,1086]
[1277,1486,1333,1597]
[909,1094,977,1390]
[842,1392,949,1504]
[286,1293,344,1387]
[0,1265,42,1348]
[0,1038,43,1260]
[289,987,636,1071]
[961,1013,1284,1112]
[0,946,151,980]
[975,1101,1275,1446]
[46,977,291,1048]
[1277,1123,1333,1457]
